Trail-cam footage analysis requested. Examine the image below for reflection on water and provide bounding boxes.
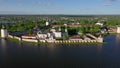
[47,44,56,51]
[116,34,120,44]
[1,39,7,54]
[0,39,7,63]
[114,34,120,53]
[97,44,103,53]
[0,35,120,68]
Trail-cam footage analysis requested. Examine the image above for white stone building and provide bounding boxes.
[37,34,48,39]
[53,32,62,38]
[47,33,55,40]
[117,27,120,33]
[1,26,8,38]
[50,28,56,32]
[50,27,62,38]
[95,22,103,26]
[37,31,47,39]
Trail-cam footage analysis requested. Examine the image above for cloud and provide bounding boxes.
[107,0,117,2]
[38,1,51,7]
[99,0,117,2]
[103,4,112,6]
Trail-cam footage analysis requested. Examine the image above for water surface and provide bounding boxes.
[0,35,120,68]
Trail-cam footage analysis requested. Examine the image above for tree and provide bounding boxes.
[28,29,33,34]
[89,25,100,34]
[68,27,77,36]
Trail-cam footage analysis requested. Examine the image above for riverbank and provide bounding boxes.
[7,37,106,45]
[101,33,118,38]
[2,32,117,45]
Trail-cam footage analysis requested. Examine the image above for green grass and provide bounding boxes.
[8,38,20,42]
[21,41,38,45]
[102,33,117,37]
[109,33,117,36]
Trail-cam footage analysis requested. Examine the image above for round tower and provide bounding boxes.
[117,27,120,33]
[1,25,8,38]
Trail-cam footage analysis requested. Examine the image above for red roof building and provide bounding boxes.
[22,34,37,39]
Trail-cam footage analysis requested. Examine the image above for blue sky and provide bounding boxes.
[0,0,120,15]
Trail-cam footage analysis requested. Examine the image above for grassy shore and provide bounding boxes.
[108,33,117,36]
[102,33,117,37]
[8,37,106,45]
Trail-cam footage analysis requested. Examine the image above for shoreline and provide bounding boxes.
[6,33,104,45]
[1,32,118,45]
[7,37,106,45]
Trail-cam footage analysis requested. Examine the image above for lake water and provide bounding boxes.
[0,35,120,68]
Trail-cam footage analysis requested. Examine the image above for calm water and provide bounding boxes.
[0,35,120,68]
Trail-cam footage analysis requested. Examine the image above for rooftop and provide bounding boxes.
[22,34,36,37]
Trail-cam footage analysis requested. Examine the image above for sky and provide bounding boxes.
[0,0,120,15]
